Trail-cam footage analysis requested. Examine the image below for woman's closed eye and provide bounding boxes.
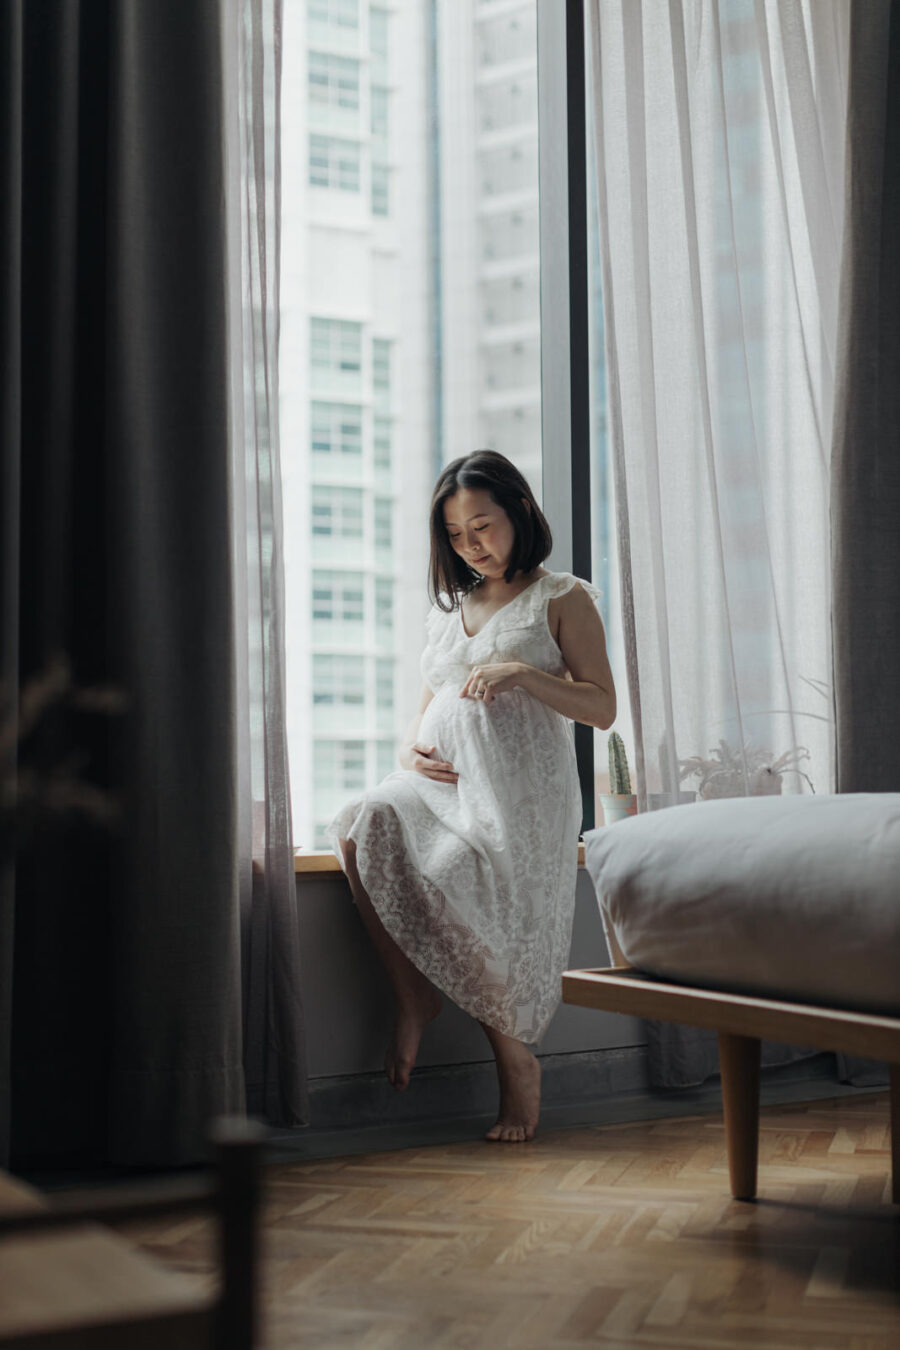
[449,525,488,541]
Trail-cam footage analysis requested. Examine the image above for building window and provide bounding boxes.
[312,485,364,539]
[373,415,391,471]
[376,658,394,712]
[309,135,361,192]
[315,738,366,790]
[308,0,358,30]
[310,318,362,382]
[369,7,389,83]
[375,577,393,629]
[311,401,363,457]
[371,86,389,142]
[371,163,390,218]
[281,0,547,847]
[312,570,365,622]
[313,654,365,707]
[372,337,391,410]
[308,52,360,113]
[374,496,392,550]
[376,740,395,779]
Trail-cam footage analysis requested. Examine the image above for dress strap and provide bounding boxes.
[520,571,604,622]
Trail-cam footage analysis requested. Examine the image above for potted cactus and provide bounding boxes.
[599,731,638,824]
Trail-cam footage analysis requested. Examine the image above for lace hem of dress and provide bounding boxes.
[327,797,566,1043]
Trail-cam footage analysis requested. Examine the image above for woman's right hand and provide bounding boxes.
[410,743,458,784]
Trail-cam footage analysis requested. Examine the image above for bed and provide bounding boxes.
[564,794,900,1202]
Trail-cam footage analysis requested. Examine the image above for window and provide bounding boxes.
[312,485,364,539]
[376,740,395,780]
[371,163,390,218]
[313,654,365,706]
[371,86,389,142]
[312,570,364,622]
[375,658,394,712]
[369,7,389,83]
[374,496,392,550]
[314,738,366,790]
[308,52,360,114]
[372,337,391,410]
[282,2,545,846]
[310,318,362,383]
[479,142,538,198]
[308,0,358,30]
[477,74,537,137]
[375,577,393,630]
[309,135,361,192]
[311,402,363,457]
[373,415,391,472]
[477,8,535,68]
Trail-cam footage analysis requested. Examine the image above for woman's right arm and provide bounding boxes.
[399,682,458,783]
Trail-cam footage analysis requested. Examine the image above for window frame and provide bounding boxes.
[537,0,594,830]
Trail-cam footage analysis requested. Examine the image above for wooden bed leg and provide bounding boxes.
[718,1032,761,1201]
[890,1063,900,1206]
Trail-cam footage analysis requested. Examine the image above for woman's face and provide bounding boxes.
[442,487,517,580]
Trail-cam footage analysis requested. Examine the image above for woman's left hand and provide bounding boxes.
[459,662,526,705]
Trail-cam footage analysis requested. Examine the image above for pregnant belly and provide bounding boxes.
[419,683,571,787]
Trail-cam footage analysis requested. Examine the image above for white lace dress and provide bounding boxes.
[327,570,602,1043]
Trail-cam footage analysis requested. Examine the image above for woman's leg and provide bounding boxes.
[479,1022,541,1143]
[340,836,441,1090]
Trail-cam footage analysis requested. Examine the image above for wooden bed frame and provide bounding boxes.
[561,966,900,1203]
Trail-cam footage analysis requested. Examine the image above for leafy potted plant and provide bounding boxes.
[678,739,813,799]
[599,731,638,824]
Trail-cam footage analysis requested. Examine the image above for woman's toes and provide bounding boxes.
[485,1120,533,1143]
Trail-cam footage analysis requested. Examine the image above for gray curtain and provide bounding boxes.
[830,0,899,1090]
[0,0,305,1169]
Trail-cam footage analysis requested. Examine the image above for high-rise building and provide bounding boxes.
[282,0,544,848]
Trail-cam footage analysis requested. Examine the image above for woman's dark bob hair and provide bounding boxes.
[428,450,552,611]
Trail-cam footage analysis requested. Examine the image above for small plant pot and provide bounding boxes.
[599,793,637,825]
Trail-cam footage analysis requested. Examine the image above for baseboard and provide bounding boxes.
[264,1048,878,1163]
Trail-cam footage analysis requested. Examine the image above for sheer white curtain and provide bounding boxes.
[588,1,849,1086]
[225,0,308,1126]
[589,0,848,815]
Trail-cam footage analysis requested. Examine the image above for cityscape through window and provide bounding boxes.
[282,0,546,847]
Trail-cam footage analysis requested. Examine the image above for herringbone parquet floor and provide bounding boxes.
[121,1092,900,1349]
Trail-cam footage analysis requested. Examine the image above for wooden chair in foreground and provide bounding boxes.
[562,966,900,1204]
[0,1116,266,1349]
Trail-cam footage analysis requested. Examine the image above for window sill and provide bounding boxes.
[294,841,588,876]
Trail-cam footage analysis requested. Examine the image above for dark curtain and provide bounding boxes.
[0,0,306,1169]
[830,0,900,1090]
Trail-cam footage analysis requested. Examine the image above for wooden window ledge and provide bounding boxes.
[294,841,587,876]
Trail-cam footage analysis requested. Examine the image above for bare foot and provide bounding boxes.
[385,986,442,1090]
[485,1042,541,1143]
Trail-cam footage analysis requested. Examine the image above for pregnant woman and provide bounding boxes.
[329,450,616,1141]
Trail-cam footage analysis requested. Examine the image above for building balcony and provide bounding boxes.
[473,54,535,89]
[475,126,540,161]
[479,385,541,414]
[479,318,540,348]
[478,251,540,283]
[477,185,538,218]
